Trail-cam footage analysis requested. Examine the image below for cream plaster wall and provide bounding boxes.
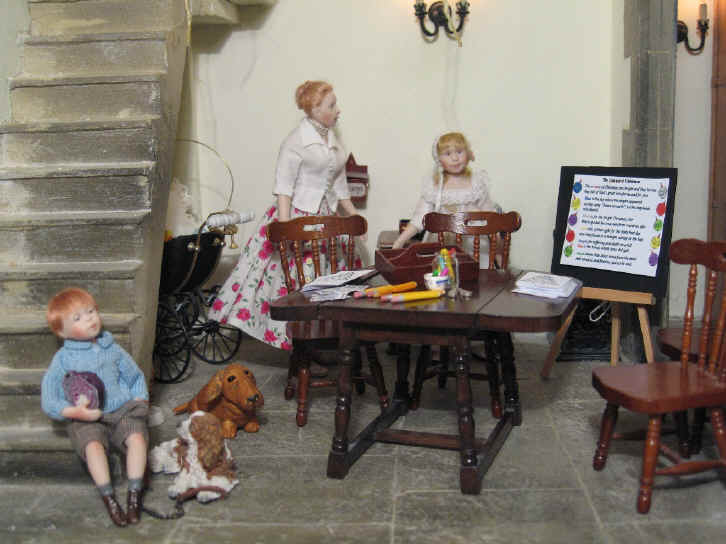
[177,0,621,277]
[671,0,714,312]
[0,1,29,122]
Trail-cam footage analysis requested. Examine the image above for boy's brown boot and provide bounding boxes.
[126,489,142,524]
[101,494,127,527]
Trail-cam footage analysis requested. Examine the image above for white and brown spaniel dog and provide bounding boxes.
[149,411,238,503]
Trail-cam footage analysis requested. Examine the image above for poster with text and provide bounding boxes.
[560,174,670,276]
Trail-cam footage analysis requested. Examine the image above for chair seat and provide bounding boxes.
[592,362,726,414]
[287,319,340,342]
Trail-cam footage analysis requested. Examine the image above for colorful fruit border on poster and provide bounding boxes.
[550,166,677,298]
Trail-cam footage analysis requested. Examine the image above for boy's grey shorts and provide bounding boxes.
[68,399,149,461]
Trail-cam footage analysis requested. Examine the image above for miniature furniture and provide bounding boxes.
[591,238,726,514]
[540,287,656,379]
[271,266,580,493]
[345,153,369,206]
[267,215,389,426]
[154,214,244,383]
[409,211,522,417]
[656,244,726,455]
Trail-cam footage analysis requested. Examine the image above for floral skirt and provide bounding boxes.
[208,200,363,350]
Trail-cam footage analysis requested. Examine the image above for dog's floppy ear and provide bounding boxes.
[197,370,224,407]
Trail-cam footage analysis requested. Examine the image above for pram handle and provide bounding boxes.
[205,210,255,229]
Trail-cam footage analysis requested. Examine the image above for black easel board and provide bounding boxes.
[550,166,677,299]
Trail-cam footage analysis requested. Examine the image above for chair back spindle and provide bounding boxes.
[268,215,367,291]
[424,211,522,270]
[669,239,726,379]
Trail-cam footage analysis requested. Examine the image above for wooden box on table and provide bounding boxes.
[374,242,478,288]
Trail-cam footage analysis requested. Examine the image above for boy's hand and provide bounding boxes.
[76,406,103,421]
[62,400,102,422]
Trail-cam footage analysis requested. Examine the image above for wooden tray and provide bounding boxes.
[374,242,478,287]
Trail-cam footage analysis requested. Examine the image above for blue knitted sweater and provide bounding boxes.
[41,331,149,421]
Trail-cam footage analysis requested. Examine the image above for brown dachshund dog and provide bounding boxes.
[173,363,264,438]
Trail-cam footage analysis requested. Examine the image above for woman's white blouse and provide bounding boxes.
[272,117,350,214]
[409,168,497,231]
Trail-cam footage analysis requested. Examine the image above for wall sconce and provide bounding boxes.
[414,1,470,44]
[677,3,710,54]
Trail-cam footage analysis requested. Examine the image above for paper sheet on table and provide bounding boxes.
[512,272,579,299]
[300,269,375,292]
[305,285,367,302]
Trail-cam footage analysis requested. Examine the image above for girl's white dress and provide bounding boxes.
[208,118,361,350]
[409,168,498,268]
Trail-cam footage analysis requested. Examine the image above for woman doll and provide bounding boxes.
[392,132,499,268]
[209,80,364,355]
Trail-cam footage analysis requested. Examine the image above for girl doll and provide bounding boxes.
[392,132,499,268]
[208,80,364,359]
[41,288,149,527]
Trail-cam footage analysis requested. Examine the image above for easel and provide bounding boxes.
[540,287,655,378]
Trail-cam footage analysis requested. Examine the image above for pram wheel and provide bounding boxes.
[153,343,191,383]
[152,298,192,383]
[189,318,243,364]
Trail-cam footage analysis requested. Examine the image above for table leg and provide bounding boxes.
[498,332,521,426]
[364,343,390,411]
[327,343,355,479]
[410,344,431,410]
[395,343,412,403]
[455,339,481,494]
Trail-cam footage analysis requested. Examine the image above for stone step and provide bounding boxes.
[21,32,169,78]
[0,211,149,265]
[10,73,164,123]
[0,395,72,452]
[0,311,136,371]
[29,0,184,37]
[0,160,155,180]
[1,162,152,214]
[0,118,157,165]
[0,369,44,395]
[1,260,143,313]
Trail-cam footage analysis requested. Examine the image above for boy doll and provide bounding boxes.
[41,287,149,527]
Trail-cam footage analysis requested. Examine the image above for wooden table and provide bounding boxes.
[271,269,581,494]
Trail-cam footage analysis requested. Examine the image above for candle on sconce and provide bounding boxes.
[699,3,708,22]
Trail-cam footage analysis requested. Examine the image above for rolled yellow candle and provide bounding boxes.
[382,289,444,303]
[369,281,418,298]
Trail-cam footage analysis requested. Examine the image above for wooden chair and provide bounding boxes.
[410,210,522,418]
[267,215,389,427]
[656,243,726,455]
[592,238,726,514]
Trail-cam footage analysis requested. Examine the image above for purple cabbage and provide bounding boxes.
[63,371,105,410]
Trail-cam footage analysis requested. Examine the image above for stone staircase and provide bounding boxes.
[0,0,192,451]
[0,0,274,453]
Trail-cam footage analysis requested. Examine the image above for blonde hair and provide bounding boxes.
[47,288,97,336]
[434,132,474,185]
[295,80,333,116]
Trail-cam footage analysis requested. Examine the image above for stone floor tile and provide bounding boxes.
[394,425,580,492]
[162,522,391,544]
[394,489,604,544]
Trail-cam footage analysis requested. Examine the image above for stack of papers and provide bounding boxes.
[512,272,579,299]
[305,285,366,302]
[300,269,375,292]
